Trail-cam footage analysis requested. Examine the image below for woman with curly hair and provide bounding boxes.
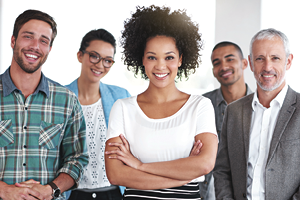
[105,5,218,199]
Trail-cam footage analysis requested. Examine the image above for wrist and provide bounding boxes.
[47,181,61,199]
[0,181,9,197]
[138,162,145,171]
[45,184,53,197]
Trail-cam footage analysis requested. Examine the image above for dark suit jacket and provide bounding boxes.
[214,86,300,200]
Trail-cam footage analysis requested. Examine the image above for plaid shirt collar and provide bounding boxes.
[2,67,49,98]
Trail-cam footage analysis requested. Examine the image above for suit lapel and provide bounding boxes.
[243,94,254,165]
[266,87,296,165]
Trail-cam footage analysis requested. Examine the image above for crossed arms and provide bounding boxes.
[105,132,218,190]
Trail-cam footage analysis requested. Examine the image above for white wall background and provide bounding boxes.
[0,0,216,96]
[260,0,300,92]
[1,0,300,95]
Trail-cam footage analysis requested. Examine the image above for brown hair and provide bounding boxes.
[13,9,57,46]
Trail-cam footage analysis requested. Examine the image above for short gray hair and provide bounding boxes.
[249,28,290,63]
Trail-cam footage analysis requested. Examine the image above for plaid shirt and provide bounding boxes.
[0,67,88,199]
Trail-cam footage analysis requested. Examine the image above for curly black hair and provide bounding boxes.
[120,5,203,80]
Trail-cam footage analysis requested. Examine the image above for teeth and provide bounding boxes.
[92,69,102,74]
[25,54,38,59]
[263,75,274,78]
[154,73,168,78]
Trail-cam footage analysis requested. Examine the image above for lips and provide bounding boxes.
[154,73,168,78]
[219,69,233,78]
[91,69,103,75]
[261,71,276,79]
[23,50,41,61]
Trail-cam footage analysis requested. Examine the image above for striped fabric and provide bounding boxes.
[0,68,89,199]
[123,182,201,199]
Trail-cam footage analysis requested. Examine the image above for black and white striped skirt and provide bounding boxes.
[123,182,201,199]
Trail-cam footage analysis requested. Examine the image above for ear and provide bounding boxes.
[11,36,16,49]
[77,51,83,63]
[248,55,254,72]
[242,58,248,70]
[286,54,293,71]
[178,54,183,67]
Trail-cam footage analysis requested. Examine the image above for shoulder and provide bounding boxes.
[47,77,78,100]
[65,79,78,94]
[101,82,130,98]
[114,96,136,106]
[227,93,254,112]
[190,94,212,105]
[203,88,220,98]
[111,96,137,114]
[187,95,214,111]
[202,88,219,100]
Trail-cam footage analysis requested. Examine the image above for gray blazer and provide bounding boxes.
[214,86,300,200]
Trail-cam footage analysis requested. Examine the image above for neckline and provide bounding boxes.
[134,95,192,121]
[81,97,102,107]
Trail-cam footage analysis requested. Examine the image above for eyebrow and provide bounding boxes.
[90,51,114,59]
[21,31,51,42]
[145,51,176,55]
[212,54,235,63]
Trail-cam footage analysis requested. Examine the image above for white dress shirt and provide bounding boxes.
[247,84,288,200]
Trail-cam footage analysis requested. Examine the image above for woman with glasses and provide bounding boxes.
[65,29,130,200]
[105,5,218,200]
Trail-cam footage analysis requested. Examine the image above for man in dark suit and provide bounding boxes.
[214,28,300,200]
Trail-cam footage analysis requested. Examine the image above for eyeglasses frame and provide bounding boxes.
[82,50,115,68]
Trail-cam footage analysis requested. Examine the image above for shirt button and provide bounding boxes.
[23,163,26,166]
[92,193,96,198]
[24,107,28,110]
[24,126,27,130]
[23,145,27,148]
[243,193,246,198]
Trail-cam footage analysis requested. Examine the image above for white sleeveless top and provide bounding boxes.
[107,95,217,182]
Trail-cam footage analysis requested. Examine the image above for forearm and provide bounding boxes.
[139,155,212,180]
[106,160,189,190]
[138,133,218,180]
[52,172,75,193]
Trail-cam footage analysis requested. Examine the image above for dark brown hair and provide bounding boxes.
[121,5,203,80]
[13,9,57,46]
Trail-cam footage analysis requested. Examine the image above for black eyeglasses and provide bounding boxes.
[82,50,115,68]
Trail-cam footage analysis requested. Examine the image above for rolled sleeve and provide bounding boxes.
[58,97,89,188]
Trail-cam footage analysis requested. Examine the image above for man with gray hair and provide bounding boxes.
[214,28,300,200]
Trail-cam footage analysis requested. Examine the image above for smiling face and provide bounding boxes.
[78,40,114,83]
[142,36,182,89]
[11,19,52,74]
[211,45,247,87]
[249,37,292,92]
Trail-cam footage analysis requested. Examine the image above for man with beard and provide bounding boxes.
[214,28,300,200]
[0,10,88,200]
[200,41,252,200]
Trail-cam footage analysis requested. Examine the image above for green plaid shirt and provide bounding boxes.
[0,68,88,198]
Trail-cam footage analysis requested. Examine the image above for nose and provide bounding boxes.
[94,59,104,69]
[219,61,230,71]
[29,39,39,50]
[155,59,167,70]
[264,59,273,71]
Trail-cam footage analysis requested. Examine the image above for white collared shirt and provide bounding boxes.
[247,84,288,200]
